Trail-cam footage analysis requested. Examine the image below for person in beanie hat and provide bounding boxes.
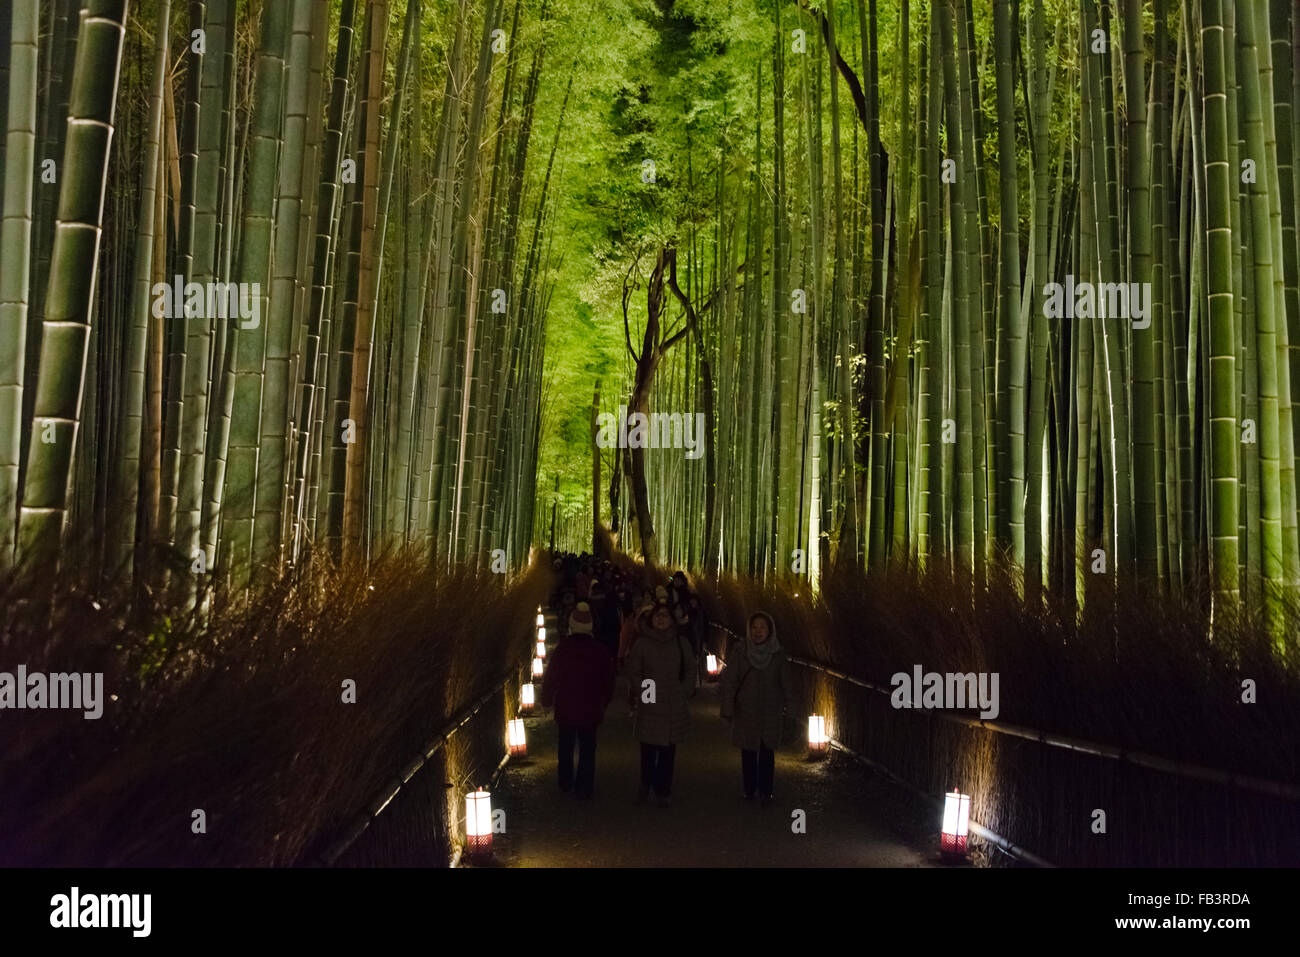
[588,581,620,660]
[719,611,791,805]
[542,602,615,798]
[567,601,595,636]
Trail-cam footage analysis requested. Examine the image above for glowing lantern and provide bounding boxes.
[465,788,493,856]
[507,718,527,757]
[807,715,829,755]
[536,638,547,659]
[520,683,535,714]
[537,625,547,643]
[537,610,544,627]
[941,789,971,858]
[532,657,544,678]
[705,654,720,677]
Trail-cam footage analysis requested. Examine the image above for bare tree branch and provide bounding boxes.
[622,251,643,364]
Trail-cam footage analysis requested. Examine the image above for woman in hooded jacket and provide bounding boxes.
[719,611,791,805]
[625,601,696,806]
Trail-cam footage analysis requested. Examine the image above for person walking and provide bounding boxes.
[683,594,708,684]
[541,602,616,799]
[671,598,702,690]
[625,601,695,807]
[555,588,577,639]
[669,570,693,609]
[618,589,653,665]
[588,581,620,660]
[719,611,791,806]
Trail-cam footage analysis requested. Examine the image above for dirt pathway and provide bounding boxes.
[489,672,938,867]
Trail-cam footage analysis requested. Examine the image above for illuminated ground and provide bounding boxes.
[488,678,942,868]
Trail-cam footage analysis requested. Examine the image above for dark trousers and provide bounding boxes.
[741,745,775,797]
[640,743,676,797]
[557,725,598,796]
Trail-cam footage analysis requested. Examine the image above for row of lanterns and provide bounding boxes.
[521,605,547,751]
[464,607,549,861]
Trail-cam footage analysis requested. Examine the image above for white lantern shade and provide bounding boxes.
[520,683,535,712]
[466,788,493,854]
[507,718,527,756]
[532,657,544,678]
[536,638,547,659]
[941,789,971,855]
[537,625,547,642]
[705,654,720,676]
[808,714,829,752]
[537,611,545,627]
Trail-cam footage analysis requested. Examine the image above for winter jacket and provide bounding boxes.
[625,617,695,746]
[719,644,792,751]
[542,634,616,728]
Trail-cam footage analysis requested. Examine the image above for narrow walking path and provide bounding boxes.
[490,672,938,867]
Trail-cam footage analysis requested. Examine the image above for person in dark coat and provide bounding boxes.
[686,595,707,653]
[541,602,616,798]
[719,611,791,805]
[588,582,620,660]
[625,602,695,806]
[669,570,693,609]
[556,588,577,639]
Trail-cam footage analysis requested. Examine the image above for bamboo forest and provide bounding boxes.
[1,0,1299,894]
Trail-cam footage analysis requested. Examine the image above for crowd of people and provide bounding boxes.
[539,552,792,807]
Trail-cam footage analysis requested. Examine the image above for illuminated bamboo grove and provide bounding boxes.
[3,1,1300,636]
[575,0,1299,636]
[0,0,560,593]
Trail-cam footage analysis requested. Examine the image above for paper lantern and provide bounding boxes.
[532,656,544,678]
[705,654,720,677]
[520,683,535,714]
[807,715,829,755]
[941,789,971,858]
[507,718,527,757]
[535,638,547,659]
[465,788,493,856]
[537,625,547,643]
[537,611,545,627]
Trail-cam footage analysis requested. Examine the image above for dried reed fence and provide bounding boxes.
[694,563,1300,867]
[0,546,553,866]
